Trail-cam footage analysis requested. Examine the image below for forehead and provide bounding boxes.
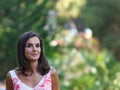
[26,36,40,44]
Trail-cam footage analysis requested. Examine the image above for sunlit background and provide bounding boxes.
[0,0,120,90]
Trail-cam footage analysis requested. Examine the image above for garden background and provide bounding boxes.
[0,0,120,90]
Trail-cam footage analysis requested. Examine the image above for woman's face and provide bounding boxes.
[25,36,41,61]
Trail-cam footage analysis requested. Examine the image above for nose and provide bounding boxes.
[32,45,37,51]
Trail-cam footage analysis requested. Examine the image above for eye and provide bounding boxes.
[26,44,33,48]
[36,44,40,48]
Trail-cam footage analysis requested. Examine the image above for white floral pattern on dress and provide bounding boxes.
[9,70,52,90]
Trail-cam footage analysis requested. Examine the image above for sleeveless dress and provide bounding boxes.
[9,70,52,90]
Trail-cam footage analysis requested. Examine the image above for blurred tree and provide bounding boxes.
[55,0,120,59]
[78,0,120,59]
[48,29,120,90]
[0,1,120,90]
[0,0,56,80]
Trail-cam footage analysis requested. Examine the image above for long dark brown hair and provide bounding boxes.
[17,31,50,75]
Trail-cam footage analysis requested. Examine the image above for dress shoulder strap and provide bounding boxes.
[9,70,17,79]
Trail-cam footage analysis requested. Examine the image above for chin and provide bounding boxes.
[32,58,39,60]
[29,57,39,61]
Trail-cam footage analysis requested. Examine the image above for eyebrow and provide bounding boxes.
[26,42,40,45]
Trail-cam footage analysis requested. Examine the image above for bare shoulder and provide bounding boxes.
[50,66,58,76]
[6,71,13,90]
[50,67,60,90]
[6,72,12,81]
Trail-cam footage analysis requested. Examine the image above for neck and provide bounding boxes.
[27,61,38,74]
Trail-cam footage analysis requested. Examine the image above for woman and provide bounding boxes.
[5,31,60,90]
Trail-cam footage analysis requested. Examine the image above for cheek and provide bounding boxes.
[37,48,41,57]
[39,48,41,53]
[24,49,31,57]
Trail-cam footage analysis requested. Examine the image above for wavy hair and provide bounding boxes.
[17,31,50,75]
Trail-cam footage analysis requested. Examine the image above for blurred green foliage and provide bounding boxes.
[48,30,120,90]
[0,0,120,90]
[79,0,120,51]
[0,0,54,80]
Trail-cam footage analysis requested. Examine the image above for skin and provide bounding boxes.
[51,68,60,90]
[6,36,60,90]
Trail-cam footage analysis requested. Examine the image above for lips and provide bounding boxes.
[31,53,38,56]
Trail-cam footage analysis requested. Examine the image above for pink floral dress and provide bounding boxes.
[9,70,52,90]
